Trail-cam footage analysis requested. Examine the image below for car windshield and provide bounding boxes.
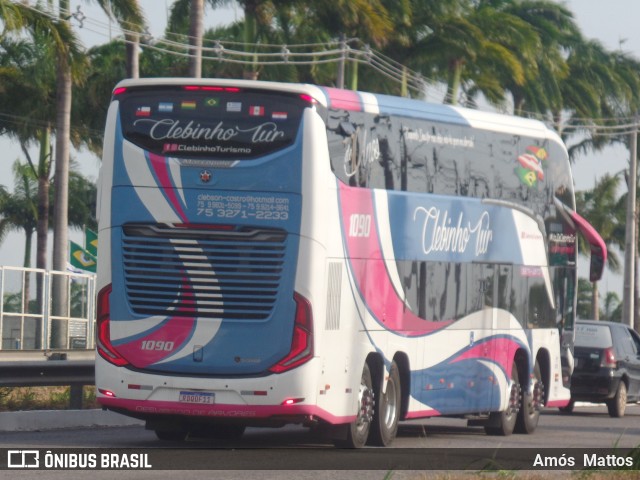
[574,323,613,348]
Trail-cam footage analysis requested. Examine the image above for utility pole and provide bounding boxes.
[623,118,637,328]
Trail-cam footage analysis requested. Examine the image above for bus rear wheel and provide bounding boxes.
[369,361,401,446]
[335,363,374,448]
[485,362,520,436]
[515,361,543,434]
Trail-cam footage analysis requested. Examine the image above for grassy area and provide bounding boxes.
[0,385,99,411]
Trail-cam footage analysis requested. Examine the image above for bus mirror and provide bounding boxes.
[589,248,605,282]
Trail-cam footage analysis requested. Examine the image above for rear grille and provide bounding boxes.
[122,224,287,320]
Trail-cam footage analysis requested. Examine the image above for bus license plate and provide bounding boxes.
[179,391,215,404]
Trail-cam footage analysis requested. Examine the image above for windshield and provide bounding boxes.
[117,86,309,159]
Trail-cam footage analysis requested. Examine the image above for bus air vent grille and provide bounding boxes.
[121,223,287,320]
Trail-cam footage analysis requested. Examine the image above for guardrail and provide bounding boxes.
[0,349,96,409]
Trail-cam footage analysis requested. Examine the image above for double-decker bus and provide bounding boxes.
[95,78,606,447]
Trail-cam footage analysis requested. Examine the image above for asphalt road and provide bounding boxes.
[1,404,638,479]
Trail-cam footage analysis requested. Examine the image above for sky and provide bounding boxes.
[0,0,638,297]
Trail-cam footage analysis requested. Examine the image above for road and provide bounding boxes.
[1,404,638,479]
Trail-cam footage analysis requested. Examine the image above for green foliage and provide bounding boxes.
[0,386,98,411]
[578,277,623,321]
[2,1,640,310]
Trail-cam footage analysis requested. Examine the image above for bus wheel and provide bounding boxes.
[335,363,374,448]
[485,362,520,436]
[155,429,188,441]
[515,362,543,434]
[369,361,401,446]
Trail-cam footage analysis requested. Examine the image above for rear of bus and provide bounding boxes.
[95,79,329,435]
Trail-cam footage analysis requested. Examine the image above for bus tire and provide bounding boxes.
[515,361,543,434]
[485,361,520,436]
[369,361,401,446]
[334,363,374,448]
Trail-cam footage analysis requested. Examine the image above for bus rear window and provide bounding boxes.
[117,87,308,159]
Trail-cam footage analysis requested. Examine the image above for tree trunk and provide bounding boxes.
[125,32,140,79]
[446,59,463,105]
[349,60,358,91]
[36,127,51,272]
[23,229,33,269]
[51,0,72,348]
[188,0,204,78]
[242,2,259,80]
[591,281,599,320]
[35,127,51,349]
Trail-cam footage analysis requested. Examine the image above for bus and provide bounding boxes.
[95,78,606,447]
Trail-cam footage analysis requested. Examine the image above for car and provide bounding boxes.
[561,320,640,417]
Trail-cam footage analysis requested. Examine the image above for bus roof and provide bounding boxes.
[113,77,565,147]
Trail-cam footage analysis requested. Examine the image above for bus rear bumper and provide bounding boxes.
[98,396,355,427]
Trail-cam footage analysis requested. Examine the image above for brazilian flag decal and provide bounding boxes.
[85,229,98,257]
[70,241,97,273]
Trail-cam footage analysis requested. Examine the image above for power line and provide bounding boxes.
[13,1,640,134]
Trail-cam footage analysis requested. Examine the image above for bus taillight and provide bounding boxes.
[183,86,241,92]
[269,293,314,373]
[96,284,129,367]
[299,94,316,104]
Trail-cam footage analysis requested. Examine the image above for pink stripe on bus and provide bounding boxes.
[324,87,363,111]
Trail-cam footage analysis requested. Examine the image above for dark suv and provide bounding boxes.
[562,320,640,417]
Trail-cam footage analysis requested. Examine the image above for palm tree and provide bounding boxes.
[189,0,204,77]
[169,0,392,85]
[46,0,143,348]
[304,0,392,89]
[602,291,622,322]
[575,174,624,319]
[168,0,228,77]
[499,0,579,117]
[576,278,593,320]
[404,0,539,106]
[0,30,58,276]
[0,162,38,269]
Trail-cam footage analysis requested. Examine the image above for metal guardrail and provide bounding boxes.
[0,359,95,388]
[0,266,98,408]
[0,349,96,409]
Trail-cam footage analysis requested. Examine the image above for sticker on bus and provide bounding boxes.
[179,391,215,404]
